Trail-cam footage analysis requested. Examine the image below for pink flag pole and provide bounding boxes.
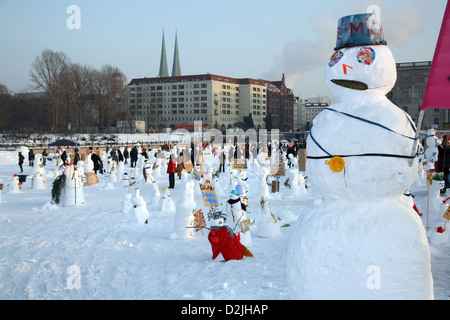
[409,0,450,166]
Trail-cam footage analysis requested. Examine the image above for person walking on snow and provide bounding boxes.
[167,155,176,188]
[18,152,25,173]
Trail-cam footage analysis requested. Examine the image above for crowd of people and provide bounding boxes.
[17,139,307,191]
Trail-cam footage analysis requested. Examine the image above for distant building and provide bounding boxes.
[388,61,449,130]
[265,74,295,131]
[126,31,296,132]
[293,97,306,131]
[304,96,331,129]
[127,74,275,132]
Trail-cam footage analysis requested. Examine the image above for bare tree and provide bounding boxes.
[91,65,124,133]
[29,49,71,133]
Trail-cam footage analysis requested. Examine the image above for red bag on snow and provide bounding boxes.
[208,226,243,261]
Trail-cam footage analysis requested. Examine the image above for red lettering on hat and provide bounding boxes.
[350,22,364,36]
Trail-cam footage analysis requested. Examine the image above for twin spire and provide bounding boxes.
[159,28,181,78]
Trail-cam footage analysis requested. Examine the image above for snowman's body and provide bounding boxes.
[287,13,433,300]
[227,191,251,246]
[61,164,85,206]
[173,181,196,239]
[159,187,175,212]
[132,188,149,225]
[9,175,21,193]
[424,129,439,170]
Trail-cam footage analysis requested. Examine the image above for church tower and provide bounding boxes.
[171,28,181,77]
[159,28,169,77]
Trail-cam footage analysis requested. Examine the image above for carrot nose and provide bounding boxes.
[343,64,353,75]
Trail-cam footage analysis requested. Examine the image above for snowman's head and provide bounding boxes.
[325,12,396,101]
[325,45,396,101]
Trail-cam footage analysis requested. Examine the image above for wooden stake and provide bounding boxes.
[427,185,430,231]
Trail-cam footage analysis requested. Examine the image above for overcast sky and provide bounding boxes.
[0,0,447,100]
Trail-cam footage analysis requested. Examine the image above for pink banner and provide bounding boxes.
[421,0,450,110]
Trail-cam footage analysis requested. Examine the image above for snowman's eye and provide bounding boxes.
[328,50,343,67]
[357,47,375,65]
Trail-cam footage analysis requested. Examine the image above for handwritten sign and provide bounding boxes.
[270,162,285,177]
[232,158,247,170]
[199,183,219,207]
[444,207,450,220]
[194,209,207,232]
[184,160,193,173]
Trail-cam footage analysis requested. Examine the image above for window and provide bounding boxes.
[402,90,409,100]
[419,90,424,99]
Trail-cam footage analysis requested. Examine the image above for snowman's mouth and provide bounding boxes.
[331,79,368,91]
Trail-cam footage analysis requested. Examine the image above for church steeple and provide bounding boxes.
[158,28,169,78]
[171,28,181,77]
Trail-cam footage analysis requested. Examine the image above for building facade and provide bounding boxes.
[388,61,449,130]
[293,97,306,131]
[303,96,331,130]
[126,31,296,132]
[127,74,275,132]
[265,74,295,131]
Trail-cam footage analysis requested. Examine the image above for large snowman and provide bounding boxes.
[287,12,433,299]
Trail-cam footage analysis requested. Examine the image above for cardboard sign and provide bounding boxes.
[199,183,219,206]
[241,219,250,233]
[270,162,285,177]
[444,207,450,220]
[194,209,207,232]
[184,160,193,173]
[231,158,247,170]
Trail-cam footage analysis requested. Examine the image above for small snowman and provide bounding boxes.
[61,164,85,206]
[158,187,175,212]
[424,128,439,170]
[227,189,251,246]
[132,188,149,224]
[153,158,163,178]
[257,196,281,238]
[287,12,433,299]
[122,193,133,214]
[259,166,270,198]
[31,172,47,190]
[143,161,154,183]
[85,151,94,173]
[32,157,45,175]
[8,175,21,193]
[149,180,161,207]
[172,181,197,239]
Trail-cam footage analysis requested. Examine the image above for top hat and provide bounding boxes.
[335,13,387,50]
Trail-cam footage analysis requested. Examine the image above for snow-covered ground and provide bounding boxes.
[0,146,448,300]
